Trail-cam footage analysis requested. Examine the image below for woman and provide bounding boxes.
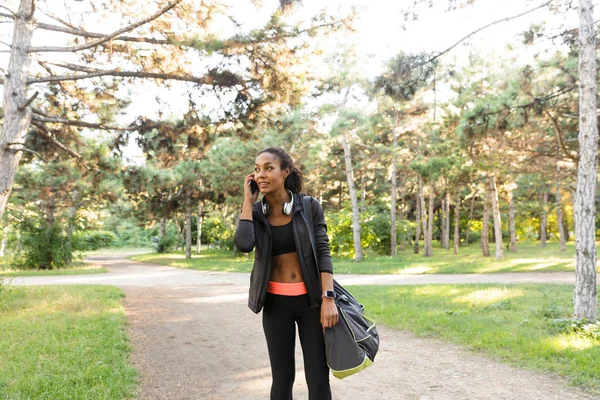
[234,147,338,400]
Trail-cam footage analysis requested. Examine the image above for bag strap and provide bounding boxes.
[303,195,319,267]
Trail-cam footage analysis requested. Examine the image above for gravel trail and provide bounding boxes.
[12,252,598,399]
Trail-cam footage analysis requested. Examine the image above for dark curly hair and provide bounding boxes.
[257,147,303,194]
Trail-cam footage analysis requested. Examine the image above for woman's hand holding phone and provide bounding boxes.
[244,173,259,203]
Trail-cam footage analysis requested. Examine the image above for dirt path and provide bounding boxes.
[13,253,599,399]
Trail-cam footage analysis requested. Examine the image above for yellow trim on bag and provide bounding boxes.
[330,355,373,379]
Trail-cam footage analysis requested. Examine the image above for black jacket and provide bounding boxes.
[234,193,333,314]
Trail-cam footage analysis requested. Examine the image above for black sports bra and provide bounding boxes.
[270,220,296,257]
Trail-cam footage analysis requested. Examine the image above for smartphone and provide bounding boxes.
[250,180,259,195]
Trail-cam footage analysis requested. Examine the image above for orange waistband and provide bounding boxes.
[267,281,308,296]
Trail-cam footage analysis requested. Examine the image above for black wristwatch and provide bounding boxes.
[322,290,336,299]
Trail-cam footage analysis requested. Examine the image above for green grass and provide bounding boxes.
[333,241,578,274]
[0,285,137,399]
[0,261,107,277]
[133,241,578,274]
[132,249,255,272]
[349,283,600,393]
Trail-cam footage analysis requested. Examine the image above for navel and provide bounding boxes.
[291,273,296,280]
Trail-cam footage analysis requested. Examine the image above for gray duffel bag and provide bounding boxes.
[324,280,379,379]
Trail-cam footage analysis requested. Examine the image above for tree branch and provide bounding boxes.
[35,22,172,45]
[545,110,579,164]
[18,91,39,110]
[40,60,104,73]
[3,142,48,163]
[30,121,83,159]
[28,0,183,53]
[37,9,81,30]
[479,86,575,119]
[0,5,16,17]
[425,1,553,64]
[27,69,242,87]
[31,113,128,131]
[0,12,14,20]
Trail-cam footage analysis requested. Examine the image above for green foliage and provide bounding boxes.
[326,205,414,257]
[325,208,354,257]
[361,205,414,255]
[108,218,154,248]
[157,232,178,253]
[73,230,118,251]
[18,220,70,270]
[549,318,600,339]
[201,217,229,246]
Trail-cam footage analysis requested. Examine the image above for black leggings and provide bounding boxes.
[262,292,332,400]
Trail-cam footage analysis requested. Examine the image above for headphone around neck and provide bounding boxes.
[262,190,294,216]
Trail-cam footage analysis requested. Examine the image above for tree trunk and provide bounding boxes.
[175,215,183,252]
[414,180,422,254]
[160,216,166,241]
[0,225,8,257]
[399,194,406,251]
[574,0,598,321]
[390,128,398,256]
[340,132,363,261]
[421,183,429,256]
[66,190,79,263]
[481,185,491,257]
[0,0,35,222]
[196,200,204,255]
[360,168,367,212]
[337,181,343,212]
[440,195,447,249]
[556,166,567,252]
[232,212,241,257]
[424,188,434,257]
[15,230,22,256]
[465,194,476,245]
[45,193,56,230]
[507,187,517,252]
[489,175,504,260]
[185,191,192,259]
[443,191,450,250]
[453,191,460,255]
[540,191,548,247]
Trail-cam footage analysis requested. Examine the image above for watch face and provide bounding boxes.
[323,290,335,299]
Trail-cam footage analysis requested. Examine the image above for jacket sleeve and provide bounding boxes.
[311,198,334,274]
[234,219,255,253]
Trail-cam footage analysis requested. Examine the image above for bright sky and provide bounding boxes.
[0,0,586,161]
[0,0,580,100]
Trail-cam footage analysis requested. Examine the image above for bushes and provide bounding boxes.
[157,232,177,253]
[15,220,118,270]
[73,231,118,251]
[112,221,153,247]
[19,221,70,270]
[325,206,414,257]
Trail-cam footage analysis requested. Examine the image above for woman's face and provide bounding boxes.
[254,152,289,194]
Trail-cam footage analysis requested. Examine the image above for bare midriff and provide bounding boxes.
[269,252,304,283]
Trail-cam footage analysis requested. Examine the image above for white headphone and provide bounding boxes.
[262,190,294,216]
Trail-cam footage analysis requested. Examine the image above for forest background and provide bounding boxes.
[0,0,598,317]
